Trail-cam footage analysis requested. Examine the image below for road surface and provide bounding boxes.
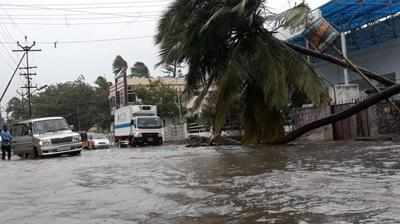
[0,142,400,223]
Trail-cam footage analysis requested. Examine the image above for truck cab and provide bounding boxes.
[114,105,163,146]
[130,116,163,146]
[11,117,82,158]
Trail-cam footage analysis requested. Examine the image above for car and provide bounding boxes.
[11,117,82,158]
[87,133,111,149]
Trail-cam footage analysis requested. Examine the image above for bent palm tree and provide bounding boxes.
[156,0,327,143]
[112,55,128,106]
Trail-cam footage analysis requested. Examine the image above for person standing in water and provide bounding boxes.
[1,125,12,160]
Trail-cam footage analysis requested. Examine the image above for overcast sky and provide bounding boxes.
[0,0,329,109]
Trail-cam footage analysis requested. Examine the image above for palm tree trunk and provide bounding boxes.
[123,72,128,106]
[114,78,118,109]
[286,43,396,87]
[272,84,400,144]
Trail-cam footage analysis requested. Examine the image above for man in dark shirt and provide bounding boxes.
[1,125,13,160]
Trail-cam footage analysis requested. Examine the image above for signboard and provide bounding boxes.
[304,16,339,51]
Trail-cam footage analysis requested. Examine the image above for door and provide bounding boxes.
[11,123,34,155]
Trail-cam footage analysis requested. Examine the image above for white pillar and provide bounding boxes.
[341,32,349,85]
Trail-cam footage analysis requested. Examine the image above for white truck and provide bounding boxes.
[114,105,163,147]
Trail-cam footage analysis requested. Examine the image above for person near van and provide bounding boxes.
[1,125,13,160]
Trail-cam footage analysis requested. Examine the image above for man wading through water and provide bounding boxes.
[1,125,12,160]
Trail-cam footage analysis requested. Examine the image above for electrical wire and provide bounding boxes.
[0,3,166,19]
[0,35,154,45]
[0,1,171,7]
[0,4,25,37]
[0,19,157,26]
[0,14,161,19]
[0,52,26,103]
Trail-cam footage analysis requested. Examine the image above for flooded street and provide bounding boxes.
[1,142,400,223]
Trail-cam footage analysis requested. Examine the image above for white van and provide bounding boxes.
[114,105,163,146]
[11,117,82,158]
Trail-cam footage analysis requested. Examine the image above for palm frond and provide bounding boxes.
[270,2,310,32]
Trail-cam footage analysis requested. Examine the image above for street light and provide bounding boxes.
[32,85,48,95]
[18,85,48,97]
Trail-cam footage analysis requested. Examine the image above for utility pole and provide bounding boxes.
[13,37,42,119]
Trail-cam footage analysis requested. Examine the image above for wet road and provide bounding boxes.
[1,142,400,223]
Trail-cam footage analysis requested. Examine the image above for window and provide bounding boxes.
[128,93,137,103]
[32,119,69,135]
[11,124,31,137]
[110,96,116,107]
[137,117,162,129]
[116,91,121,107]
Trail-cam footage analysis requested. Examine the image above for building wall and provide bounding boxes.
[314,37,400,85]
[109,76,186,113]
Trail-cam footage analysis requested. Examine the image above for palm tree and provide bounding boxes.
[112,55,128,107]
[156,0,327,143]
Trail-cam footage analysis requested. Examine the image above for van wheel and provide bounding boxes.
[70,151,81,156]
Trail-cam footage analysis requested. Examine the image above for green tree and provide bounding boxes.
[31,77,98,131]
[6,97,27,122]
[134,81,180,119]
[130,61,150,78]
[161,62,184,78]
[156,0,327,143]
[94,76,113,131]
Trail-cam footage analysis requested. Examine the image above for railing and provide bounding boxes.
[187,123,211,134]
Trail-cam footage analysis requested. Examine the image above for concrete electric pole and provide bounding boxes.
[13,37,42,119]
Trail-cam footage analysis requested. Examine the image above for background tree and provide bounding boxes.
[156,0,327,143]
[31,77,97,131]
[161,62,184,78]
[134,81,181,119]
[130,61,150,78]
[112,56,128,77]
[6,97,26,122]
[94,76,113,131]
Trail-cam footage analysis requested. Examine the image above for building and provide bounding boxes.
[291,0,400,103]
[109,76,185,114]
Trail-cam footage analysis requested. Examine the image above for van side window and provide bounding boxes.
[11,124,31,137]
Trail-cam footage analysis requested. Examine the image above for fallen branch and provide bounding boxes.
[273,83,400,144]
[286,42,396,87]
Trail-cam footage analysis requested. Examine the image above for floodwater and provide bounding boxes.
[1,142,400,223]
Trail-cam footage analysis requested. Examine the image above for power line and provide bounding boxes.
[0,3,159,19]
[0,16,161,21]
[0,14,161,19]
[0,35,154,45]
[0,1,171,7]
[0,52,26,104]
[0,4,25,37]
[2,5,167,10]
[0,19,157,26]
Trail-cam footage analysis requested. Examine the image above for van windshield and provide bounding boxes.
[137,117,162,129]
[33,119,70,135]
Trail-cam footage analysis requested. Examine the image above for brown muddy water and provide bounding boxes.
[0,142,400,223]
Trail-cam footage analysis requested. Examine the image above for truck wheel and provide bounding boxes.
[156,138,163,146]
